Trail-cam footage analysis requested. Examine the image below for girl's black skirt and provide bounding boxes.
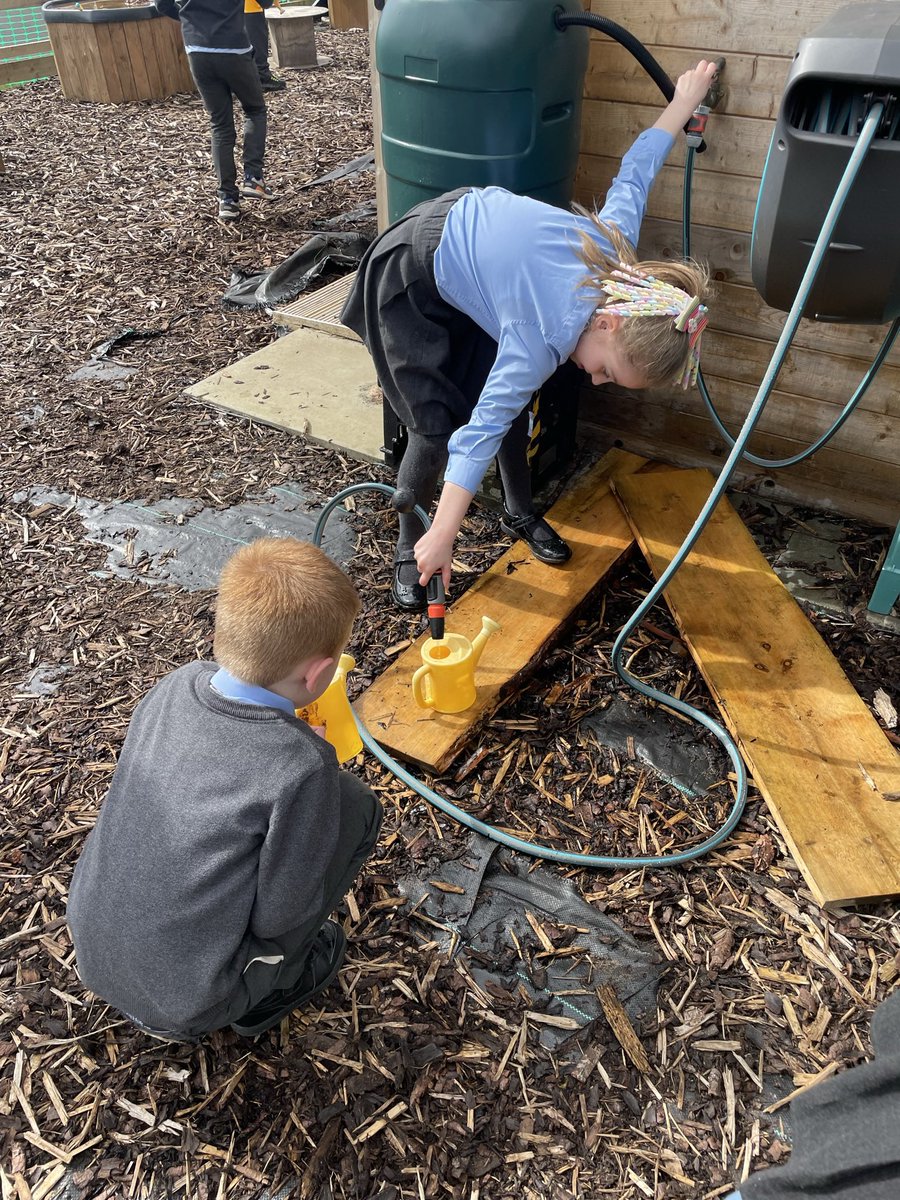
[340,188,499,438]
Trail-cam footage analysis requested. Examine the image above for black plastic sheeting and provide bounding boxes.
[400,835,662,1049]
[223,231,371,310]
[299,151,375,190]
[581,697,725,798]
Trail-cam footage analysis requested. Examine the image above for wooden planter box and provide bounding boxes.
[42,0,194,103]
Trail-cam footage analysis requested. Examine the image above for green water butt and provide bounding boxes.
[376,0,590,222]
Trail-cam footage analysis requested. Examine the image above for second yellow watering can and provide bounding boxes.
[296,652,362,763]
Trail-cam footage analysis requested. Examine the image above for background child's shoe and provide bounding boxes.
[500,510,572,564]
[240,177,275,200]
[218,197,240,221]
[260,76,286,92]
[231,920,347,1037]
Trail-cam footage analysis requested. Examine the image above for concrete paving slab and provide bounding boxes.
[185,327,383,464]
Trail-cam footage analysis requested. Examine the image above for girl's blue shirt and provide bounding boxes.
[432,126,674,495]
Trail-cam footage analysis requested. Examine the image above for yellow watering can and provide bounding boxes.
[412,616,502,714]
[296,653,362,763]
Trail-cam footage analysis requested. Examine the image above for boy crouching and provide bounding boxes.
[67,538,382,1039]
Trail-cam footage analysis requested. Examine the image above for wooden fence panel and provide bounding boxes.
[574,0,900,523]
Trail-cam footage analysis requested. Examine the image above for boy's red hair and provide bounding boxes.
[213,538,360,686]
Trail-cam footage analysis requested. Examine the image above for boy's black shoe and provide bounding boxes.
[500,510,572,564]
[231,920,347,1037]
[260,76,287,92]
[391,552,427,612]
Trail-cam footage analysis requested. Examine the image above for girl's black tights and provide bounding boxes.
[395,408,534,556]
[395,432,447,556]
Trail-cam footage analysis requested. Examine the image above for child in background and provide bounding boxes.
[156,0,277,220]
[341,60,717,612]
[244,0,286,92]
[67,538,381,1040]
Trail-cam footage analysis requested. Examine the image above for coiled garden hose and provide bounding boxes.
[682,147,900,468]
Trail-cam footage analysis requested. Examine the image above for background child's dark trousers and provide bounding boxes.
[187,50,266,201]
[244,11,273,83]
[141,772,381,1040]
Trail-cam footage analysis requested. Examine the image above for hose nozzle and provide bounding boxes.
[426,574,446,641]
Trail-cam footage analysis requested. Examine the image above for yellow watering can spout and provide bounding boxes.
[470,615,502,668]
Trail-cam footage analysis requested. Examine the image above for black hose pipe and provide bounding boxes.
[555,10,708,152]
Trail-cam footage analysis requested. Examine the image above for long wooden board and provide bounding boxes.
[614,468,900,907]
[354,450,647,773]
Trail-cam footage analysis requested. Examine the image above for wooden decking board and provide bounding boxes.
[614,468,900,908]
[273,273,360,339]
[353,449,647,774]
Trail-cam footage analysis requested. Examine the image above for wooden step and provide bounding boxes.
[614,468,900,908]
[353,449,647,774]
[272,272,360,340]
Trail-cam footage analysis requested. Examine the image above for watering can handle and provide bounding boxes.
[411,664,434,709]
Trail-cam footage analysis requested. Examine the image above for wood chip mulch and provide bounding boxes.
[1,29,898,1200]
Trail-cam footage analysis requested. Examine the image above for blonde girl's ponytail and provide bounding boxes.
[573,208,713,388]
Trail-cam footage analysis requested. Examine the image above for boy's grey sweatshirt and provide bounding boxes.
[67,662,341,1032]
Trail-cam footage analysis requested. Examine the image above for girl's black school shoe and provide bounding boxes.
[500,510,572,564]
[392,552,427,612]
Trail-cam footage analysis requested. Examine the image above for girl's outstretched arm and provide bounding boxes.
[654,60,719,139]
[413,482,474,589]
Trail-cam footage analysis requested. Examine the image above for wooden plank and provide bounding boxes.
[329,0,368,30]
[0,52,54,86]
[122,20,152,100]
[273,273,361,339]
[90,24,125,103]
[354,450,647,773]
[602,374,900,475]
[575,156,759,233]
[66,23,108,103]
[698,331,900,425]
[104,20,138,101]
[135,16,164,99]
[637,215,753,287]
[0,0,45,9]
[586,0,847,60]
[613,467,900,907]
[577,422,897,528]
[45,24,77,99]
[708,281,900,370]
[155,12,194,95]
[580,100,772,179]
[2,37,51,58]
[586,43,790,121]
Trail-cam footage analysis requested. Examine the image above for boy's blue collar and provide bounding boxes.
[209,667,296,717]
